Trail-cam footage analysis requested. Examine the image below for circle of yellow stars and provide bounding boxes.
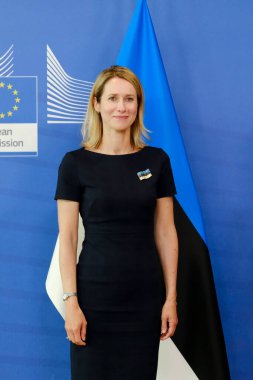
[0,81,21,119]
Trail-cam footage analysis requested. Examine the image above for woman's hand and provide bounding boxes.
[160,299,178,340]
[65,298,87,346]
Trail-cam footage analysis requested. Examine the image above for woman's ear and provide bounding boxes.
[93,96,100,113]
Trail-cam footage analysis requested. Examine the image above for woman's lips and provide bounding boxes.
[113,116,128,119]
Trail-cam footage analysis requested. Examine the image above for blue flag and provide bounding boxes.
[117,1,230,379]
[117,0,205,241]
[0,77,37,123]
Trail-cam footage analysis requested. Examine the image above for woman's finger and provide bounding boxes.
[68,330,75,344]
[80,322,87,344]
[160,321,177,340]
[73,328,86,346]
[168,322,177,337]
[161,318,168,335]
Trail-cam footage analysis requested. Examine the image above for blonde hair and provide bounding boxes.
[81,65,151,149]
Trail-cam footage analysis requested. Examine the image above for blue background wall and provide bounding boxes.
[0,1,252,379]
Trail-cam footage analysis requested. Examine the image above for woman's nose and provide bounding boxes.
[117,99,126,111]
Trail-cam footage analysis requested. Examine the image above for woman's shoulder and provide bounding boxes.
[146,145,163,153]
[56,148,84,171]
[60,147,84,160]
[145,145,170,159]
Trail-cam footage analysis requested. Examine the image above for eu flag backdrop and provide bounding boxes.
[117,1,230,379]
[0,77,37,123]
[0,76,38,156]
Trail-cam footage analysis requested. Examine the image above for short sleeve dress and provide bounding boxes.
[54,145,177,380]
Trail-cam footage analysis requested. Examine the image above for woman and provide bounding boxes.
[54,65,178,379]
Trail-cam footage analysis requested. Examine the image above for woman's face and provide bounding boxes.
[94,77,138,132]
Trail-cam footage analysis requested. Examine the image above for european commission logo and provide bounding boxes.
[0,44,93,157]
[0,46,38,157]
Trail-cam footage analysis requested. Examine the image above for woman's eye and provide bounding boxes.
[109,96,116,101]
[126,98,134,102]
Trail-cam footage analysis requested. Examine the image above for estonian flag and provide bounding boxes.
[117,0,231,379]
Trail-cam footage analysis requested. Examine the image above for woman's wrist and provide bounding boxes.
[63,292,77,302]
[165,293,177,303]
[64,296,79,308]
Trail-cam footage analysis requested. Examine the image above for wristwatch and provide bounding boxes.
[63,292,77,301]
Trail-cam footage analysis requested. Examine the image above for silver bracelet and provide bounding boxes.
[63,292,77,301]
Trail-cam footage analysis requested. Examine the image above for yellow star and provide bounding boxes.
[0,113,5,119]
[0,82,4,88]
[7,111,13,117]
[15,97,21,103]
[7,84,13,90]
[13,89,18,95]
[13,105,18,111]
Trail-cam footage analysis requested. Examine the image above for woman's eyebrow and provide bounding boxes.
[107,93,136,96]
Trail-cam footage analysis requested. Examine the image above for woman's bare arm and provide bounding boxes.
[154,196,178,338]
[57,199,87,346]
[57,199,79,293]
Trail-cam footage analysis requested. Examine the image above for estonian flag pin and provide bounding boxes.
[137,168,152,181]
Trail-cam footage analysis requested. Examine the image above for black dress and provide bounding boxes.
[54,145,177,380]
